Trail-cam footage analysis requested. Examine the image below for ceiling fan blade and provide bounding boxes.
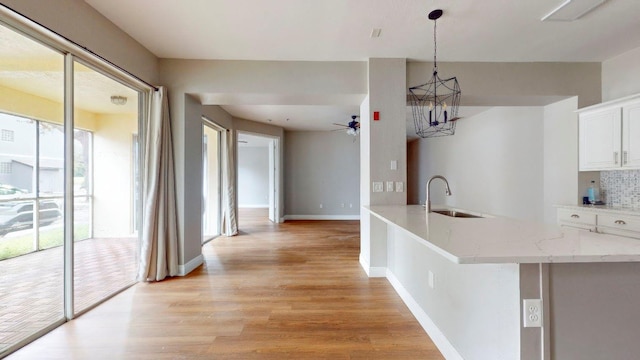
[332,123,349,128]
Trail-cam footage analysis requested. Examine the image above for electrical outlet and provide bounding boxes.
[395,181,404,192]
[523,299,543,327]
[349,203,353,208]
[386,181,394,192]
[373,182,383,192]
[319,203,323,209]
[390,160,398,170]
[341,203,345,208]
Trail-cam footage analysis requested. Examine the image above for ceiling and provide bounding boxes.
[0,24,138,116]
[82,0,640,133]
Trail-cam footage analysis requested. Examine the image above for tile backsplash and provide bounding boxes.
[600,170,640,209]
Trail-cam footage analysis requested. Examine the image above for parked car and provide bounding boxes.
[0,184,29,200]
[0,200,62,237]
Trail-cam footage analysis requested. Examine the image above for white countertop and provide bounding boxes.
[365,205,640,265]
[555,204,640,217]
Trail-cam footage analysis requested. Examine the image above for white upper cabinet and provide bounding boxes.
[579,107,621,170]
[623,102,640,168]
[578,94,640,171]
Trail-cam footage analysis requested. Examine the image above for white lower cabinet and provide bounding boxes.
[557,209,597,232]
[557,207,640,240]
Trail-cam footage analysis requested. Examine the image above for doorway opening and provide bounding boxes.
[237,132,279,224]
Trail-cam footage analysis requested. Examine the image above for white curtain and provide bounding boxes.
[138,86,179,281]
[221,129,238,236]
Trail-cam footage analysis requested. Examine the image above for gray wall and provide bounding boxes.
[407,61,601,108]
[549,262,640,359]
[285,131,359,217]
[602,46,640,101]
[238,146,269,207]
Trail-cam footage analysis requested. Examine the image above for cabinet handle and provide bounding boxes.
[614,220,626,225]
[571,214,580,218]
[614,151,619,164]
[623,151,628,165]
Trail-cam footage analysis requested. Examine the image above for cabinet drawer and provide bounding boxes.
[597,214,640,233]
[560,223,596,232]
[557,209,597,225]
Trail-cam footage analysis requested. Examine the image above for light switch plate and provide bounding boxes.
[373,182,383,192]
[390,160,398,170]
[386,181,394,192]
[395,181,404,192]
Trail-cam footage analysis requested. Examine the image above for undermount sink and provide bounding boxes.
[432,209,483,218]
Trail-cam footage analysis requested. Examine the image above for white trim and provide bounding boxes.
[239,204,269,208]
[358,254,387,278]
[284,214,360,221]
[385,269,463,360]
[178,254,204,276]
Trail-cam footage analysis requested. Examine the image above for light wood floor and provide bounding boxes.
[7,210,444,359]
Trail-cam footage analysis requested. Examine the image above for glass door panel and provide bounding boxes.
[72,61,139,315]
[0,23,64,356]
[203,123,221,242]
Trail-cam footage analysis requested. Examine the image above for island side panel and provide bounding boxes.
[359,209,388,277]
[387,226,521,360]
[549,262,640,359]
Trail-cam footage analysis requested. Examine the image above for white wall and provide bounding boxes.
[92,113,137,237]
[602,46,640,101]
[386,222,521,359]
[409,107,545,222]
[238,146,269,207]
[284,131,359,218]
[543,97,579,224]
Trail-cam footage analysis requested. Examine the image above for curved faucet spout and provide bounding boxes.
[426,175,452,213]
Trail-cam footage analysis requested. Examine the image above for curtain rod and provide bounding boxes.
[0,4,158,91]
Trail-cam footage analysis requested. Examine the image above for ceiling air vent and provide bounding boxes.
[541,0,608,21]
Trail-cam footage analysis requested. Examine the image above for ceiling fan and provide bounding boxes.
[332,115,360,136]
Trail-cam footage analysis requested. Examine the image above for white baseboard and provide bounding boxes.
[386,269,463,360]
[284,214,360,221]
[239,204,269,208]
[358,254,387,278]
[178,254,204,276]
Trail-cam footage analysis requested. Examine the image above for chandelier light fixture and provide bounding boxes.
[409,9,461,138]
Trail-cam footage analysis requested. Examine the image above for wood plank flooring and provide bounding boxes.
[7,210,444,359]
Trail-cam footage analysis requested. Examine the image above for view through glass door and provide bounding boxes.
[72,61,140,315]
[202,121,222,242]
[0,20,144,356]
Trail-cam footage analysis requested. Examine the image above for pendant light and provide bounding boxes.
[409,9,461,138]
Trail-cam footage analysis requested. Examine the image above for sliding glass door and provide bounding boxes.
[0,18,145,356]
[72,61,140,315]
[202,121,222,242]
[0,22,66,355]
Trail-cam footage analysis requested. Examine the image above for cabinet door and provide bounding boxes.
[623,102,640,169]
[579,107,622,171]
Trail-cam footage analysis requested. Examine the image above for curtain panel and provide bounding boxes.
[138,86,179,281]
[222,129,238,236]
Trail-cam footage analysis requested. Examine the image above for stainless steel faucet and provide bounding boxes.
[426,175,452,213]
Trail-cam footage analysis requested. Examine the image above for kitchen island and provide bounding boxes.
[362,205,640,360]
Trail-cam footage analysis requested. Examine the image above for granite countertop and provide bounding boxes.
[365,205,640,265]
[555,204,640,216]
